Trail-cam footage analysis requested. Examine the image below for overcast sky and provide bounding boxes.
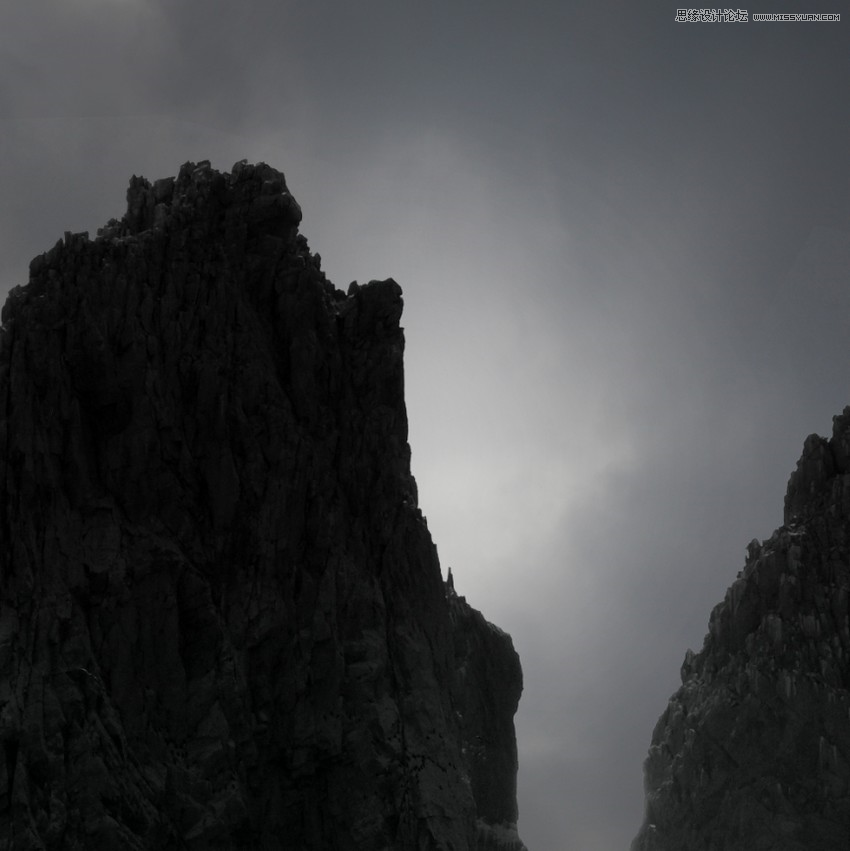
[2,1,848,848]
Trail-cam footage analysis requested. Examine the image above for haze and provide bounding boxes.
[1,1,847,847]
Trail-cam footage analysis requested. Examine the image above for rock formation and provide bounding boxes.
[0,160,527,850]
[633,411,850,850]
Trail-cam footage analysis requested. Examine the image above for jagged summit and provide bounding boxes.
[29,160,295,252]
[633,407,850,850]
[0,161,526,850]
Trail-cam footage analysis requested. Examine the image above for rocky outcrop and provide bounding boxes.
[633,409,850,850]
[449,590,524,851]
[0,160,527,850]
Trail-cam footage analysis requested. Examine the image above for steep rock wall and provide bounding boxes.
[633,409,850,850]
[0,160,527,851]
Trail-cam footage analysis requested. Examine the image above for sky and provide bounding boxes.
[1,1,848,848]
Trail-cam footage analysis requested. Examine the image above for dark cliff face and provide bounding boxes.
[0,160,527,851]
[633,409,850,851]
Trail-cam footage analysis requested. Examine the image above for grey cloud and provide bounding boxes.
[1,3,847,849]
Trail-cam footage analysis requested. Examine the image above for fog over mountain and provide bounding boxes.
[1,2,847,848]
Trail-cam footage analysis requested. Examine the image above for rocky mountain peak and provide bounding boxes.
[0,160,527,851]
[633,405,850,850]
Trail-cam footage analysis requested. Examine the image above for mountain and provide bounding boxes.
[0,160,527,851]
[633,412,850,850]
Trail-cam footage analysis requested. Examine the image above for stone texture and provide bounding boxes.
[0,160,527,850]
[633,409,850,851]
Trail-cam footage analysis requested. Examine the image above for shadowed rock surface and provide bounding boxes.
[633,409,850,850]
[0,160,527,850]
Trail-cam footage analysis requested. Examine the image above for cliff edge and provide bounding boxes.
[0,160,527,851]
[633,410,850,850]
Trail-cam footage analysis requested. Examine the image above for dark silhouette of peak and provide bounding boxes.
[0,161,527,851]
[633,407,850,850]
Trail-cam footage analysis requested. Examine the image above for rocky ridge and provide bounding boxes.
[0,160,527,850]
[633,410,850,850]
